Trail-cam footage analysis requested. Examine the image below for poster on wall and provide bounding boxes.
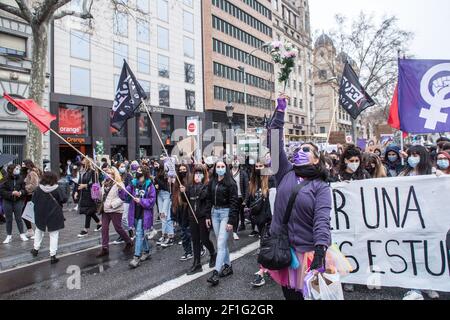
[59,105,85,135]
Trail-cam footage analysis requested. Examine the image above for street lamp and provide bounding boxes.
[238,42,271,134]
[225,101,234,130]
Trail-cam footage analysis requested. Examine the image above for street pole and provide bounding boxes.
[243,67,247,134]
[351,118,357,145]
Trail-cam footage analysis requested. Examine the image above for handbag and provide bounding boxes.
[90,170,102,202]
[248,190,264,216]
[257,180,310,270]
[22,201,35,224]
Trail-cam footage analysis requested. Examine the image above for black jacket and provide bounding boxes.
[77,169,97,214]
[338,169,371,182]
[32,186,68,232]
[232,169,249,202]
[154,176,170,193]
[186,183,209,220]
[0,175,26,202]
[205,179,239,226]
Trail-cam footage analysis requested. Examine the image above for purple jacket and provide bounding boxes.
[127,180,156,230]
[269,106,332,253]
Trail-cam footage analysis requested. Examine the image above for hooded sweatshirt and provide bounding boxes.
[384,145,405,177]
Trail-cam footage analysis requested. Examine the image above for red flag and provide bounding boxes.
[387,84,408,138]
[3,94,56,133]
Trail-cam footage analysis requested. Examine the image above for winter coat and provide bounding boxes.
[384,145,405,177]
[32,184,68,232]
[24,169,40,195]
[186,183,209,221]
[205,178,239,227]
[77,169,97,215]
[268,109,331,253]
[232,169,249,201]
[102,182,126,214]
[0,175,26,202]
[127,179,156,230]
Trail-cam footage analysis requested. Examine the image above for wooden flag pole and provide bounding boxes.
[141,100,199,224]
[49,129,138,201]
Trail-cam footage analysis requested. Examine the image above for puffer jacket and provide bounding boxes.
[102,183,126,214]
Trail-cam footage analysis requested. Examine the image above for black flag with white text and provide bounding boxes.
[339,62,375,119]
[111,60,148,130]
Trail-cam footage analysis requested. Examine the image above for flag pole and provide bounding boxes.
[400,130,405,166]
[140,100,199,224]
[49,129,137,201]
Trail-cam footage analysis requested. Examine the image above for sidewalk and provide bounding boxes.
[0,204,120,271]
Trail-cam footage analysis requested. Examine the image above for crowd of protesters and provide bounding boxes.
[1,95,449,300]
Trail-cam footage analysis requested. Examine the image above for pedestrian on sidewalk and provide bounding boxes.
[0,164,28,244]
[113,162,135,245]
[0,165,6,225]
[96,166,133,258]
[205,160,239,286]
[154,161,174,247]
[183,165,216,275]
[21,159,41,239]
[75,158,102,238]
[127,166,156,268]
[30,171,68,264]
[230,158,249,241]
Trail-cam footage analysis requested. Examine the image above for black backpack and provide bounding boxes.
[257,180,310,270]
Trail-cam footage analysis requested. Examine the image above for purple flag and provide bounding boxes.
[399,59,450,133]
[357,138,367,151]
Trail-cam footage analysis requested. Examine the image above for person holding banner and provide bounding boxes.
[0,164,28,244]
[363,154,387,179]
[338,145,371,182]
[399,145,432,177]
[30,171,68,264]
[266,95,335,300]
[435,151,450,176]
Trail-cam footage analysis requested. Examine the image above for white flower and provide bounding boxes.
[271,41,283,49]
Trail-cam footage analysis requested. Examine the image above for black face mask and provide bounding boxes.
[255,169,262,177]
[136,172,144,180]
[294,165,322,180]
[179,172,187,179]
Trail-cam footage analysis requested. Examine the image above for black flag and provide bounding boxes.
[338,62,375,119]
[111,60,148,130]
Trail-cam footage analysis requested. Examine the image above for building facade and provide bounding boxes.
[271,0,315,143]
[202,0,275,141]
[50,0,204,173]
[0,0,51,165]
[313,34,366,141]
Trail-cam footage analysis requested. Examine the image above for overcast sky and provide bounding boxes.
[309,0,450,59]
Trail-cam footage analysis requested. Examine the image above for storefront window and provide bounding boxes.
[160,114,173,146]
[139,113,150,137]
[59,104,88,135]
[111,123,127,137]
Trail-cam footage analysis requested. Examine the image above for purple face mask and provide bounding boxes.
[292,150,310,167]
[131,164,139,171]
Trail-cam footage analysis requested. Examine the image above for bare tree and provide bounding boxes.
[329,13,414,126]
[0,0,94,166]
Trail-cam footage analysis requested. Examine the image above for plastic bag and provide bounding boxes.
[327,243,353,276]
[290,247,300,270]
[303,271,344,300]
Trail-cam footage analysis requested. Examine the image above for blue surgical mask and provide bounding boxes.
[13,168,21,176]
[408,156,420,168]
[437,159,449,170]
[119,167,126,174]
[388,155,398,163]
[216,168,226,177]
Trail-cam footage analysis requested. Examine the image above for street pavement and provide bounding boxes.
[1,225,449,300]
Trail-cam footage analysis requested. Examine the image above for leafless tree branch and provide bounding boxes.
[0,1,30,22]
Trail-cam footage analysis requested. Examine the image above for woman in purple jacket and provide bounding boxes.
[267,94,332,300]
[127,166,156,268]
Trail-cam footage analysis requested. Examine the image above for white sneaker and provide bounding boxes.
[403,290,424,300]
[3,235,12,244]
[147,229,158,240]
[20,234,29,242]
[233,232,240,240]
[423,290,439,299]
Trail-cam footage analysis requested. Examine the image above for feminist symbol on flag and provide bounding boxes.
[419,63,450,130]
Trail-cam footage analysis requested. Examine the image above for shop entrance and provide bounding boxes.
[59,144,90,174]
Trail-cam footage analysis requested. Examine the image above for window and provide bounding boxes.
[157,26,169,50]
[0,32,26,57]
[319,70,327,80]
[159,84,170,107]
[184,63,195,83]
[70,30,90,60]
[295,116,299,124]
[137,19,150,44]
[183,11,194,33]
[70,66,90,96]
[183,36,194,58]
[157,0,168,22]
[139,113,150,137]
[137,49,150,74]
[158,54,169,78]
[139,80,150,97]
[288,115,293,123]
[136,0,149,13]
[114,74,120,89]
[113,11,128,37]
[114,42,128,67]
[185,90,195,110]
[320,127,326,134]
[289,129,294,135]
[183,0,193,7]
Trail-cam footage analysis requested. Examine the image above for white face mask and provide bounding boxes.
[347,162,360,173]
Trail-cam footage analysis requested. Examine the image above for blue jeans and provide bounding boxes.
[211,207,231,272]
[134,219,150,257]
[158,191,173,236]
